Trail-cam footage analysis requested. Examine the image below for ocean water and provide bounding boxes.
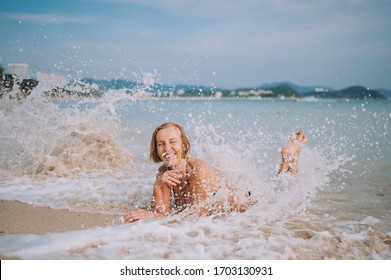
[0,83,390,259]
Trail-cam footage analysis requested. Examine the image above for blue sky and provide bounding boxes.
[1,0,390,89]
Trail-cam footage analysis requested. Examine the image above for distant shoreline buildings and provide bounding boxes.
[8,63,29,79]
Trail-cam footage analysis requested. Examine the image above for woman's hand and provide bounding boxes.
[159,170,183,188]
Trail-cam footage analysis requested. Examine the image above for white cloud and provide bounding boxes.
[102,0,276,19]
[168,0,390,58]
[101,0,381,19]
[1,12,96,24]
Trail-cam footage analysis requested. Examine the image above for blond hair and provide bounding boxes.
[149,122,191,163]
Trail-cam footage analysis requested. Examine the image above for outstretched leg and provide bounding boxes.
[278,130,307,175]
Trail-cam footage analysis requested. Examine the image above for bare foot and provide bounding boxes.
[278,130,307,174]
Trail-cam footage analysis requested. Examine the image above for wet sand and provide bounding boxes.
[0,199,122,259]
[0,199,120,236]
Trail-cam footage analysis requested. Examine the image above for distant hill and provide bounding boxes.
[80,79,386,99]
[258,81,335,93]
[302,86,386,99]
[81,78,140,90]
[335,86,385,99]
[376,88,391,98]
[258,82,388,99]
[80,78,231,97]
[232,84,386,99]
[4,75,386,100]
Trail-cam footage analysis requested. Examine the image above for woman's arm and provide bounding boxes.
[150,172,173,214]
[123,168,175,223]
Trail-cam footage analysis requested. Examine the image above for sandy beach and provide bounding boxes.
[0,200,121,259]
[0,199,120,236]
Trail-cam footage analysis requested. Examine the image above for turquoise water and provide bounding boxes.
[0,92,390,259]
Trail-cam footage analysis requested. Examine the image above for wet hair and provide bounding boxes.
[149,122,191,163]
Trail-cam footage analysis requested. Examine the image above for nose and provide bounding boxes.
[163,141,173,153]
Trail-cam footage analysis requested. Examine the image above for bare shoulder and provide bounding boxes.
[186,156,212,170]
[185,156,220,194]
[186,156,217,177]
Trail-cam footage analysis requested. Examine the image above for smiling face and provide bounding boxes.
[156,126,184,168]
[150,122,191,165]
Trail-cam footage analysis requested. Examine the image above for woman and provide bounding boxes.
[124,122,307,223]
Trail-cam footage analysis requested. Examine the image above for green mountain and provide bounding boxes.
[302,86,385,99]
[258,81,335,93]
[377,88,391,98]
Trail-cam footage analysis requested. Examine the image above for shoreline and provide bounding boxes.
[0,199,121,237]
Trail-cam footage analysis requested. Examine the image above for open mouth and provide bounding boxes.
[162,152,177,165]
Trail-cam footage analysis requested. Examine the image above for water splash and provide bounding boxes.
[0,76,134,179]
[0,76,389,259]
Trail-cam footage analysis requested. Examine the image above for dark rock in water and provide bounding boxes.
[0,74,39,99]
[19,79,39,93]
[42,86,103,98]
[1,74,15,89]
